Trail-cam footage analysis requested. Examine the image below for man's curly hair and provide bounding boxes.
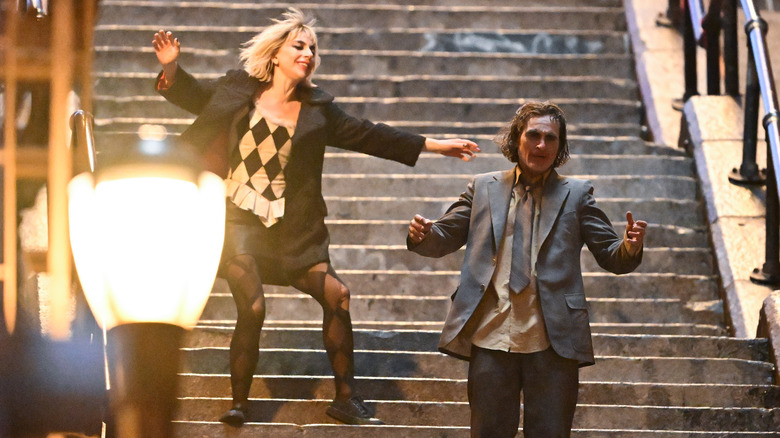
[494,101,570,168]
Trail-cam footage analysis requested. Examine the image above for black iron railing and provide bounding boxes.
[682,0,780,285]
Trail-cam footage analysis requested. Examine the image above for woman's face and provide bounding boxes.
[273,31,315,83]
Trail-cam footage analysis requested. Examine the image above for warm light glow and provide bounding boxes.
[68,168,225,330]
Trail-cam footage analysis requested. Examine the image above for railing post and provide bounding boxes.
[723,0,740,96]
[702,0,722,95]
[657,0,683,29]
[751,137,780,285]
[729,23,767,185]
[683,0,700,101]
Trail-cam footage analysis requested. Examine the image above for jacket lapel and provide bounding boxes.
[200,71,259,123]
[538,170,570,249]
[488,169,515,250]
[286,86,333,155]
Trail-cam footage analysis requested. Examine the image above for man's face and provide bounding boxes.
[516,115,560,178]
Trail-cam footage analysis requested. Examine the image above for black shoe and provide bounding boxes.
[326,396,384,425]
[219,404,247,427]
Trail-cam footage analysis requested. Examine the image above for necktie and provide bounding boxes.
[509,185,534,293]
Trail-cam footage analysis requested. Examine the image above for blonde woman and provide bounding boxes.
[153,8,480,427]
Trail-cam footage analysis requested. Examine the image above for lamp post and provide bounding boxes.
[68,122,225,438]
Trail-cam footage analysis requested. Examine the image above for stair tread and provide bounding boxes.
[173,398,780,430]
[177,373,780,407]
[173,421,780,437]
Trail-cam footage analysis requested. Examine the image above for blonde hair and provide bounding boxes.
[239,8,320,86]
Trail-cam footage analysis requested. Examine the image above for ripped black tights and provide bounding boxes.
[224,257,355,406]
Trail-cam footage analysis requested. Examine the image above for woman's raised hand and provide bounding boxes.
[423,138,481,161]
[153,30,181,67]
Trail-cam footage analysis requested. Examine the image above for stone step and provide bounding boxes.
[93,120,644,141]
[172,398,780,431]
[163,0,625,5]
[88,128,676,157]
[319,174,696,199]
[321,153,693,176]
[203,267,721,315]
[345,121,644,137]
[96,2,627,31]
[431,137,684,157]
[180,349,774,384]
[197,318,726,336]
[589,323,726,337]
[92,95,642,126]
[324,246,714,275]
[322,197,702,228]
[92,48,637,79]
[252,271,718,301]
[361,136,683,155]
[176,374,780,408]
[95,26,630,55]
[171,422,780,438]
[93,73,639,100]
[322,245,714,275]
[87,130,675,158]
[184,327,765,361]
[324,221,708,249]
[198,294,723,326]
[352,98,640,124]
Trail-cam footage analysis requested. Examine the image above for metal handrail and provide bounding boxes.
[740,0,780,284]
[741,1,780,167]
[17,0,48,18]
[689,0,707,41]
[683,0,780,284]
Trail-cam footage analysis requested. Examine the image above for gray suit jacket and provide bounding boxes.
[408,168,642,366]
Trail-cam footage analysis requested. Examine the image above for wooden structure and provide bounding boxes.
[1,0,97,339]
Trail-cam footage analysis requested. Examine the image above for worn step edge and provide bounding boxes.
[173,398,780,430]
[96,25,629,39]
[172,421,779,437]
[176,373,780,407]
[184,327,766,360]
[98,2,623,13]
[323,222,706,248]
[180,348,774,384]
[91,116,637,128]
[197,320,725,335]
[200,294,723,326]
[94,45,634,58]
[95,71,636,84]
[95,94,640,106]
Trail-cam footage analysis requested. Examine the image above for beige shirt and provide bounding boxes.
[471,167,551,353]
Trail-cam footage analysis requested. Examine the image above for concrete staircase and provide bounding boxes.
[90,0,780,436]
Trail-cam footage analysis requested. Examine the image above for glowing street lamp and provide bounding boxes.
[68,119,225,438]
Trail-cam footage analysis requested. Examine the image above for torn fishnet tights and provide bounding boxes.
[224,256,355,406]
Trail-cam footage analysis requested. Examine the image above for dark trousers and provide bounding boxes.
[468,346,579,438]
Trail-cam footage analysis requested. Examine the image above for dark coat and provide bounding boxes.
[157,67,425,272]
[408,169,643,366]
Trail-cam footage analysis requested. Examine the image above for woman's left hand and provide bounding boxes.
[424,138,481,161]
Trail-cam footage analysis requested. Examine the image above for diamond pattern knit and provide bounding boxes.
[226,107,295,226]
